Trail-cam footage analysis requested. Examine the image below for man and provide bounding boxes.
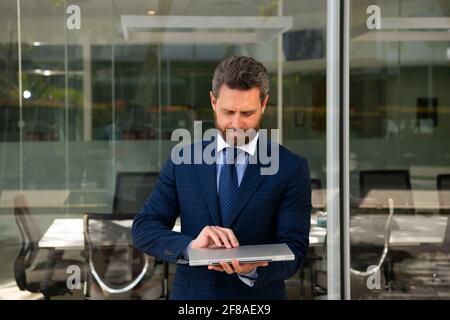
[132,55,311,299]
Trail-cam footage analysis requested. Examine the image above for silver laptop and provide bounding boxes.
[188,243,295,266]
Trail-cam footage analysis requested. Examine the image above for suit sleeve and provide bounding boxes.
[132,158,195,263]
[253,156,312,288]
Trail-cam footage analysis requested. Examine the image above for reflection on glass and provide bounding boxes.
[350,0,450,299]
[0,0,330,300]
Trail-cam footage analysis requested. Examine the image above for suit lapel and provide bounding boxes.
[197,141,221,226]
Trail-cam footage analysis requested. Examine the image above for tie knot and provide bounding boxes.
[223,147,244,164]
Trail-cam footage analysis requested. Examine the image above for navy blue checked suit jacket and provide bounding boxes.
[132,139,312,300]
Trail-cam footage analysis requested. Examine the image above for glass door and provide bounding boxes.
[349,0,450,299]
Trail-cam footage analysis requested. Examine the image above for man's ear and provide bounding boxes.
[210,91,217,111]
[261,95,269,114]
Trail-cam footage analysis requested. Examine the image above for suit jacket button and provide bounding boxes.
[164,249,174,256]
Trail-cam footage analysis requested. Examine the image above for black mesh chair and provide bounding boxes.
[359,170,414,214]
[310,178,325,211]
[310,178,322,190]
[13,194,85,299]
[112,172,158,214]
[349,198,396,298]
[298,179,324,297]
[312,199,397,298]
[83,212,163,299]
[359,170,417,291]
[112,172,171,298]
[437,174,450,215]
[437,175,450,254]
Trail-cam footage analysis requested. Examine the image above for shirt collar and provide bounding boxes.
[216,131,259,156]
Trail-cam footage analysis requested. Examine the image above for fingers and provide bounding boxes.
[230,259,243,273]
[203,227,223,248]
[210,226,232,249]
[219,261,235,274]
[208,260,269,274]
[201,226,239,249]
[231,260,269,273]
[206,262,235,274]
[220,228,239,247]
[208,265,225,272]
[256,261,269,267]
[208,262,237,274]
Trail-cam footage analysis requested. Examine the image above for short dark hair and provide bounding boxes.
[211,55,269,102]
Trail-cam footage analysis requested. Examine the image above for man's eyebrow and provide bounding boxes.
[220,106,258,112]
[221,107,235,111]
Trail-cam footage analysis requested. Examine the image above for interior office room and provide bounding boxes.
[0,0,449,300]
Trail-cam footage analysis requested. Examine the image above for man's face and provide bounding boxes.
[210,84,269,146]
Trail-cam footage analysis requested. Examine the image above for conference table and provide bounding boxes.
[357,189,450,211]
[38,217,326,250]
[350,214,448,247]
[38,213,448,253]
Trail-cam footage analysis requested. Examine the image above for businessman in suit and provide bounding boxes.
[132,55,312,299]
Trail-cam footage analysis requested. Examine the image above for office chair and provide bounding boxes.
[311,199,396,298]
[382,180,450,298]
[13,194,85,299]
[358,170,414,290]
[112,172,158,214]
[437,175,450,256]
[83,212,163,299]
[298,179,324,298]
[433,175,450,294]
[310,178,322,190]
[437,174,450,215]
[359,170,414,214]
[349,198,396,298]
[113,171,173,298]
[314,199,394,298]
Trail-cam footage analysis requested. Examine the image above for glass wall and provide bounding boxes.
[5,0,450,301]
[349,0,450,299]
[0,0,331,299]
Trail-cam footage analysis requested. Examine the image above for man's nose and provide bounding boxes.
[231,114,243,129]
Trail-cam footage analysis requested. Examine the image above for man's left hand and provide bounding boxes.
[208,259,268,274]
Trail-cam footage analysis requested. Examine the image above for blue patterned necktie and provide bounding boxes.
[218,147,239,226]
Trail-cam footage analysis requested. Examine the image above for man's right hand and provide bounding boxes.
[191,226,239,249]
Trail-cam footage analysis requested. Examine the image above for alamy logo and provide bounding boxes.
[366,5,381,30]
[366,265,381,290]
[170,121,280,176]
[66,265,81,290]
[66,4,81,30]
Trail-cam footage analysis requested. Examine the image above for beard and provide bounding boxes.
[214,114,262,146]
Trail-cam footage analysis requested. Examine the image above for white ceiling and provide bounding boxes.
[0,0,449,68]
[1,0,448,43]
